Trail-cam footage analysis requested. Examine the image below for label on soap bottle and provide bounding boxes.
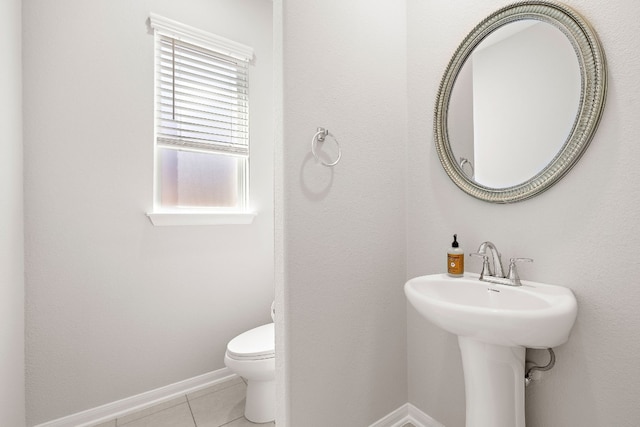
[448,253,464,276]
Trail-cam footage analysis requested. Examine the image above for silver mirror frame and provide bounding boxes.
[434,1,607,203]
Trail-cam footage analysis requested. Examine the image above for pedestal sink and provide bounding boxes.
[405,273,577,427]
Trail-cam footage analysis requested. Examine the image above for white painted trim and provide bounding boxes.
[35,366,443,427]
[368,403,445,427]
[146,211,256,226]
[368,403,410,427]
[407,403,446,427]
[33,368,237,427]
[148,13,253,61]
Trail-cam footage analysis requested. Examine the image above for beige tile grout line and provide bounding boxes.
[185,395,198,427]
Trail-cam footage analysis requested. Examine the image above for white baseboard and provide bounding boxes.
[34,367,236,427]
[368,403,409,427]
[407,403,446,427]
[36,370,442,427]
[369,403,445,427]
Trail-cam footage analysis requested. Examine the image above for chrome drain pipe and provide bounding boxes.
[525,348,556,386]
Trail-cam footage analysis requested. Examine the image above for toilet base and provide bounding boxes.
[244,378,275,423]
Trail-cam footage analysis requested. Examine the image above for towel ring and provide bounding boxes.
[311,127,341,167]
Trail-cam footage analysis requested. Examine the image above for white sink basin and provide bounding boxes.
[405,273,577,348]
[406,273,579,427]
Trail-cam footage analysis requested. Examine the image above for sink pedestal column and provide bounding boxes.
[458,337,526,427]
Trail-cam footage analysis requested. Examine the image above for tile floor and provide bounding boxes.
[91,376,274,427]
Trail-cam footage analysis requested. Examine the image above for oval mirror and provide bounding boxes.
[434,1,607,203]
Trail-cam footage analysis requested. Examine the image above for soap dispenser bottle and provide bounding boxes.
[447,234,464,277]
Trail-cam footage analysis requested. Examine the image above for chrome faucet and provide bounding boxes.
[470,241,533,286]
[473,241,505,278]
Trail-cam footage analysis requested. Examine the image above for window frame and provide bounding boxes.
[146,14,256,226]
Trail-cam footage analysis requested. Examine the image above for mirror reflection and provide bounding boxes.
[448,20,581,188]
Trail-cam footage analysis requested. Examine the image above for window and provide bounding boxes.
[148,14,255,224]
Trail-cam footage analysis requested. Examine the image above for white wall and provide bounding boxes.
[408,0,640,426]
[23,1,273,425]
[272,1,287,425]
[0,0,26,425]
[280,0,408,425]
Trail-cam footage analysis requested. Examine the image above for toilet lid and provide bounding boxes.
[227,323,274,360]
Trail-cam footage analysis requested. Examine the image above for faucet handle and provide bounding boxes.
[510,257,533,265]
[470,252,493,278]
[507,258,533,285]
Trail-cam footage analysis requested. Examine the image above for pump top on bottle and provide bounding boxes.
[447,234,464,277]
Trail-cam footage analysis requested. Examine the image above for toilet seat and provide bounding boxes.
[226,323,274,360]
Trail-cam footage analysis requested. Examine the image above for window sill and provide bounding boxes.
[146,211,256,226]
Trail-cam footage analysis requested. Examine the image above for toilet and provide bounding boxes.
[224,308,275,423]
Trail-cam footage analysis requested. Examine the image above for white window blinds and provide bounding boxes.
[149,14,253,157]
